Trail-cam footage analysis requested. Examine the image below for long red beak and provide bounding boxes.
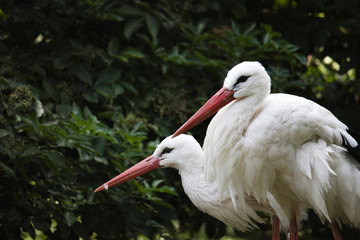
[94,155,160,192]
[173,87,235,137]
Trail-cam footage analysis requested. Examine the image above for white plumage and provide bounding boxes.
[206,92,359,227]
[95,134,273,232]
[173,61,360,239]
[155,134,270,231]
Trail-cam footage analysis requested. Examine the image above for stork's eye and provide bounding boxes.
[160,147,174,156]
[234,75,249,87]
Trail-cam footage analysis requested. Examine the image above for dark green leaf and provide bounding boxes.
[94,84,114,98]
[119,5,144,16]
[145,14,159,40]
[42,80,58,101]
[124,18,144,39]
[123,48,146,59]
[64,211,77,227]
[121,82,138,94]
[73,66,93,85]
[0,129,10,138]
[112,83,124,96]
[97,67,121,84]
[0,162,16,178]
[94,156,108,164]
[33,218,51,232]
[102,13,124,22]
[107,38,119,57]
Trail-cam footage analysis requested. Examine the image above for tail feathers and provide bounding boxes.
[341,129,360,163]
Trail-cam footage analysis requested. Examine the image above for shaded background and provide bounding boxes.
[0,0,359,239]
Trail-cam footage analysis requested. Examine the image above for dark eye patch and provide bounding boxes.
[234,75,249,87]
[160,147,174,156]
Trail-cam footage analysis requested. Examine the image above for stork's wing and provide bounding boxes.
[203,93,360,227]
[341,129,360,162]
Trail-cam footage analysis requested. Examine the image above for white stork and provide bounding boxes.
[172,61,360,240]
[95,134,275,235]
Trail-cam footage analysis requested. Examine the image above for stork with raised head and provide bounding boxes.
[172,61,360,240]
[95,134,274,234]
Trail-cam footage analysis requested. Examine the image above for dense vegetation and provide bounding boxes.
[0,0,359,239]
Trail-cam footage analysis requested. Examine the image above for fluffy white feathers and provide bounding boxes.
[156,135,270,231]
[203,62,360,229]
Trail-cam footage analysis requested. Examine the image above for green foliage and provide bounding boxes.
[0,0,359,239]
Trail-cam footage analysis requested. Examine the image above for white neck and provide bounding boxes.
[202,92,269,200]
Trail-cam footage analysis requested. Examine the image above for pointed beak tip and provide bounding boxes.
[94,185,106,193]
[93,155,159,193]
[172,132,180,138]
